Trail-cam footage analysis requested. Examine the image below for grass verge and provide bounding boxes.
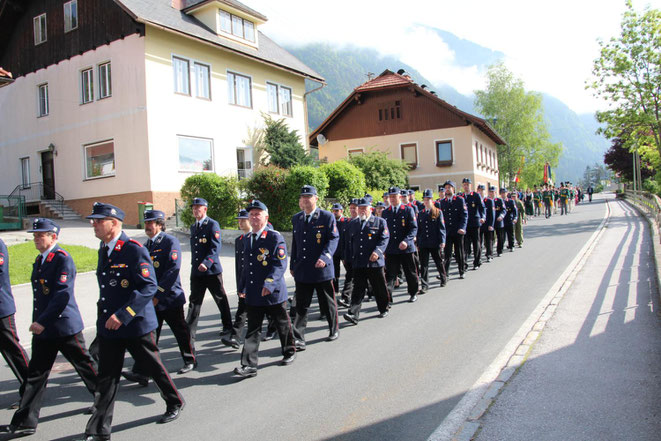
[7,242,98,285]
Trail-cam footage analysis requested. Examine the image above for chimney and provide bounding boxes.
[171,0,186,10]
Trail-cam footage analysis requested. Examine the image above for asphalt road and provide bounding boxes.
[0,197,607,441]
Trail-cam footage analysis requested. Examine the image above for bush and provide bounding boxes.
[284,165,329,215]
[243,166,290,230]
[179,173,242,228]
[349,151,409,189]
[263,114,313,168]
[320,161,366,207]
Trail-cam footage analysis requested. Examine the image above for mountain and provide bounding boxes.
[287,34,609,183]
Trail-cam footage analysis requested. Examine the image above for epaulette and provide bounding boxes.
[56,249,69,256]
[128,239,143,247]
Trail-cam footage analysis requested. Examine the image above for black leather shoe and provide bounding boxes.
[378,311,389,318]
[459,274,465,279]
[326,331,339,341]
[0,425,36,435]
[157,403,184,424]
[440,282,447,287]
[121,370,149,387]
[218,328,232,337]
[221,336,240,349]
[343,313,358,325]
[281,353,296,365]
[487,256,492,262]
[177,362,197,374]
[294,340,306,351]
[72,435,109,441]
[262,330,277,341]
[409,295,418,303]
[83,405,96,415]
[233,365,257,378]
[337,298,350,308]
[418,289,427,295]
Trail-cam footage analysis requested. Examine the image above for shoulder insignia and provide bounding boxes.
[128,239,143,247]
[215,231,221,239]
[59,273,68,283]
[171,251,178,261]
[277,246,286,259]
[141,267,150,278]
[0,255,4,266]
[57,249,69,256]
[46,252,55,262]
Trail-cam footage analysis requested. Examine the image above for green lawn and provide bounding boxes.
[7,242,98,286]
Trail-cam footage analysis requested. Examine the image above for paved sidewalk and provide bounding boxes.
[475,198,661,440]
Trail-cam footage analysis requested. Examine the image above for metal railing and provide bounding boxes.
[624,190,661,242]
[8,182,65,215]
[0,195,26,230]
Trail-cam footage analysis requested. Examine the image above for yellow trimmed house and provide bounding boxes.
[0,0,323,224]
[310,70,505,192]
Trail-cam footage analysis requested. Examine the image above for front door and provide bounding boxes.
[41,151,55,199]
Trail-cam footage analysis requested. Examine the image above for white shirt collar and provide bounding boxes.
[196,216,207,226]
[149,231,161,242]
[40,243,57,263]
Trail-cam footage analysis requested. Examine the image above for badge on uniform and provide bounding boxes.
[171,251,178,261]
[141,267,150,277]
[277,247,286,260]
[153,261,160,268]
[316,232,322,244]
[121,279,129,288]
[59,274,68,283]
[472,203,475,207]
[215,231,220,239]
[109,279,118,287]
[0,255,4,266]
[402,219,406,226]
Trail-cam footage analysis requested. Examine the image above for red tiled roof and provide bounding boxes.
[355,70,413,91]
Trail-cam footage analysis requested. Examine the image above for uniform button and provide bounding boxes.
[102,297,105,301]
[34,307,38,310]
[103,309,107,313]
[250,263,253,266]
[250,272,253,274]
[33,288,36,292]
[250,281,254,284]
[102,272,106,275]
[101,285,105,288]
[303,248,306,251]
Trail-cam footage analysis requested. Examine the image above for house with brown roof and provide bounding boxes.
[310,70,505,192]
[0,0,323,224]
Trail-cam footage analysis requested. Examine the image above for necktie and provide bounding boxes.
[147,239,153,250]
[101,245,109,267]
[305,214,311,224]
[251,233,257,249]
[360,220,366,230]
[36,255,42,271]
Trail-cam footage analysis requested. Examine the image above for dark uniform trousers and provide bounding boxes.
[12,332,97,429]
[385,253,419,297]
[419,247,447,289]
[0,314,29,392]
[444,235,465,276]
[349,267,389,319]
[341,263,354,301]
[464,226,482,267]
[293,280,338,342]
[229,296,277,342]
[496,227,506,255]
[133,306,195,375]
[86,332,183,438]
[332,255,341,293]
[187,273,232,340]
[241,302,295,368]
[480,228,494,259]
[505,225,515,250]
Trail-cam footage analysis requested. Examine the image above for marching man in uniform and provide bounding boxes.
[439,181,468,279]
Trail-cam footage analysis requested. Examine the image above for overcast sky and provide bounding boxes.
[248,0,660,115]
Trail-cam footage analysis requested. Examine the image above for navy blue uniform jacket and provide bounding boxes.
[504,199,518,226]
[481,198,496,231]
[290,208,339,283]
[190,217,223,276]
[334,216,349,258]
[347,215,389,268]
[96,232,158,339]
[0,239,16,318]
[463,192,486,228]
[239,229,288,306]
[147,233,185,312]
[31,245,85,339]
[382,204,417,254]
[440,196,468,236]
[493,198,506,229]
[417,208,446,248]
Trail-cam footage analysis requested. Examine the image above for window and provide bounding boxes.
[401,143,418,169]
[84,140,115,179]
[173,57,190,95]
[33,14,47,45]
[64,0,78,32]
[178,136,213,172]
[435,140,453,166]
[98,62,111,99]
[409,185,420,191]
[347,149,363,156]
[266,82,279,113]
[236,147,253,180]
[81,68,93,103]
[37,83,49,117]
[194,62,210,99]
[378,101,401,121]
[218,9,255,42]
[227,71,251,107]
[20,157,30,189]
[280,86,292,116]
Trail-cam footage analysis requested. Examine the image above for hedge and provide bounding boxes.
[320,161,366,208]
[179,173,242,228]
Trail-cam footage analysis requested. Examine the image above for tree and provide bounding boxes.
[604,136,654,181]
[243,165,290,230]
[589,1,661,160]
[262,114,313,168]
[348,151,409,190]
[179,173,242,228]
[320,161,366,206]
[474,62,562,188]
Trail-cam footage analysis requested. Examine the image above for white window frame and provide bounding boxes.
[399,142,419,169]
[177,135,215,173]
[83,140,116,180]
[63,0,78,33]
[172,56,190,96]
[227,70,252,108]
[193,62,211,100]
[280,86,292,117]
[98,62,112,99]
[347,148,364,157]
[218,9,255,42]
[266,82,279,114]
[33,13,47,45]
[37,83,49,117]
[236,146,253,180]
[434,138,455,166]
[80,67,93,104]
[219,9,232,33]
[20,157,31,189]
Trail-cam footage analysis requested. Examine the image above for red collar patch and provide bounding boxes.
[114,240,124,252]
[46,252,55,262]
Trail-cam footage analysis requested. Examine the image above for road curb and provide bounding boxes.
[427,197,612,441]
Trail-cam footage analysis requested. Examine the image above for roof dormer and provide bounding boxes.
[184,0,267,49]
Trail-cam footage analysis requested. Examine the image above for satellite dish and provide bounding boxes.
[316,134,328,145]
